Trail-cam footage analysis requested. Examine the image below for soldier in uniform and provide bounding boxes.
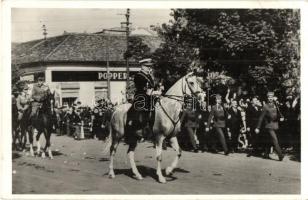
[29,76,50,120]
[181,96,202,152]
[16,83,31,121]
[206,94,230,155]
[91,98,105,139]
[126,58,161,139]
[255,92,285,161]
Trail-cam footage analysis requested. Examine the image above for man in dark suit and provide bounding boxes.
[255,92,284,161]
[227,99,242,152]
[246,96,262,156]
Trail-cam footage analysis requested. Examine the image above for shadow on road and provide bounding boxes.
[112,165,157,181]
[173,168,190,173]
[12,152,22,160]
[99,157,110,162]
[110,166,189,182]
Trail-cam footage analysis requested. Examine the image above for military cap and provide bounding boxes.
[215,94,222,100]
[267,91,275,97]
[37,76,45,81]
[139,58,153,66]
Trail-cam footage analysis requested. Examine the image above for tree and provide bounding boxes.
[124,36,152,61]
[153,9,300,98]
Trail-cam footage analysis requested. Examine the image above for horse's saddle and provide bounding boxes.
[125,96,159,140]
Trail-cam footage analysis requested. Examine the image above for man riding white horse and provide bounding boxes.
[126,58,162,140]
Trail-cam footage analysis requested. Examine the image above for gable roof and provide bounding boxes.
[12,33,161,65]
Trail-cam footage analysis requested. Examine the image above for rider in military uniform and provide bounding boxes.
[16,83,31,121]
[29,76,50,120]
[126,58,160,139]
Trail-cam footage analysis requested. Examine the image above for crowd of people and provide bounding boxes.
[178,88,300,161]
[55,99,115,141]
[12,64,300,162]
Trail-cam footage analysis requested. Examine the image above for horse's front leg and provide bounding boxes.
[127,138,143,180]
[28,127,35,157]
[42,129,53,159]
[20,127,27,152]
[108,139,120,179]
[155,134,166,183]
[35,129,42,157]
[46,130,53,159]
[166,136,182,176]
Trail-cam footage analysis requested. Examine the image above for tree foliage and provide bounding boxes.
[152,9,300,98]
[124,36,152,61]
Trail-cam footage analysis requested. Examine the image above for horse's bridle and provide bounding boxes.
[157,74,203,136]
[164,74,202,102]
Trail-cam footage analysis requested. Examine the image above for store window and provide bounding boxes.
[61,82,80,106]
[95,87,108,101]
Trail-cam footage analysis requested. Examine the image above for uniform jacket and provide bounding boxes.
[16,94,30,112]
[31,83,48,102]
[133,71,155,111]
[181,109,201,128]
[246,104,261,130]
[207,104,229,128]
[256,102,281,130]
[134,71,155,95]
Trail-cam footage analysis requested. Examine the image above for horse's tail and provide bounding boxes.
[102,111,115,155]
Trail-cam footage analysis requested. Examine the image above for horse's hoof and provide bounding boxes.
[108,171,115,179]
[135,174,143,180]
[49,156,54,160]
[165,167,173,176]
[158,176,167,184]
[41,153,46,159]
[108,174,115,179]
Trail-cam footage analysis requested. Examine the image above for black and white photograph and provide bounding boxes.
[1,0,307,198]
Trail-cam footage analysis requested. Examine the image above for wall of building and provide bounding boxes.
[20,63,140,107]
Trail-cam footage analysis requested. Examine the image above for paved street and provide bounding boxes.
[12,134,300,194]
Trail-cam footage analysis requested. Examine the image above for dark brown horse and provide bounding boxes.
[20,91,56,159]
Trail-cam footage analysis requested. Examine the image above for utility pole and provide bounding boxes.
[124,9,131,87]
[100,9,131,101]
[42,24,47,41]
[106,34,111,100]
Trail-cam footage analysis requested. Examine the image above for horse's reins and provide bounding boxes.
[158,76,201,136]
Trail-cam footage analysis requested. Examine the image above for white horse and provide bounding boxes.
[107,71,204,183]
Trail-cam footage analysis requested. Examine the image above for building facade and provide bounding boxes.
[12,32,161,107]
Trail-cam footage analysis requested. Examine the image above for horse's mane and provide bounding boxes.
[165,73,192,96]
